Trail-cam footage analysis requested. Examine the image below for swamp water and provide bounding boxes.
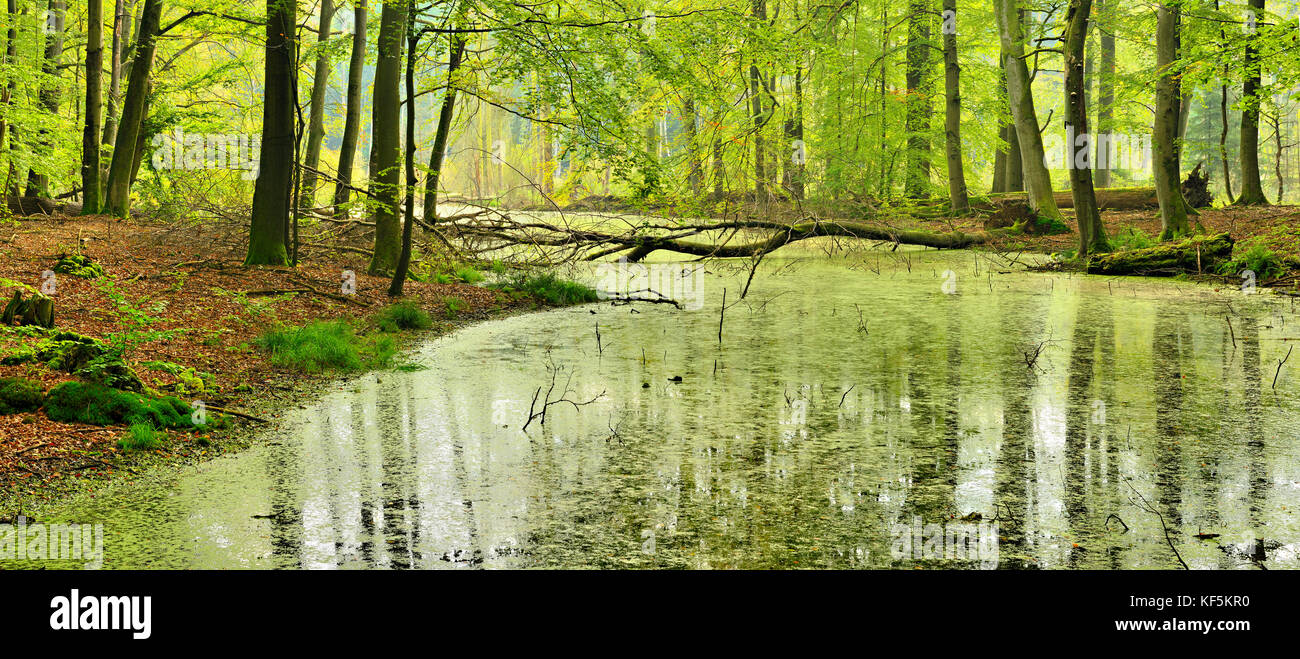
[18,249,1300,569]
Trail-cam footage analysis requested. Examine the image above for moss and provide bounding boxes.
[254,319,396,372]
[0,376,44,415]
[52,254,105,279]
[44,381,194,428]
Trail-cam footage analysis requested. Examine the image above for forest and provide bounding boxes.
[0,0,1299,572]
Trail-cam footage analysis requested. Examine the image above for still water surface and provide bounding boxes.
[25,249,1300,568]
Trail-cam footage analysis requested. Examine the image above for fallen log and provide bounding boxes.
[986,187,1159,211]
[1086,232,1234,276]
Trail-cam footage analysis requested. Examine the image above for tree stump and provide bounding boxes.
[1181,163,1212,208]
[1,291,56,328]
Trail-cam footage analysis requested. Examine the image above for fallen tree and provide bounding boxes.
[1086,232,1233,276]
[986,186,1158,210]
[443,211,1028,263]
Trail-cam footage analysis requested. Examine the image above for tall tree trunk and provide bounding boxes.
[994,0,1061,219]
[333,0,367,217]
[684,97,702,196]
[941,0,968,213]
[367,0,405,274]
[299,0,335,210]
[81,0,104,213]
[1065,0,1108,257]
[27,0,65,198]
[904,0,932,198]
[100,0,129,181]
[1094,0,1114,187]
[1235,0,1268,205]
[393,25,465,297]
[0,0,16,180]
[245,0,296,265]
[1154,4,1189,238]
[103,0,159,217]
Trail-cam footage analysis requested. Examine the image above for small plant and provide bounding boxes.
[443,296,468,317]
[1109,227,1157,251]
[0,376,44,415]
[490,272,599,306]
[454,265,485,284]
[1214,240,1285,281]
[377,302,432,332]
[118,423,163,451]
[490,259,507,275]
[53,254,105,279]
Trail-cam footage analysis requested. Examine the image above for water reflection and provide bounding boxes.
[22,251,1300,569]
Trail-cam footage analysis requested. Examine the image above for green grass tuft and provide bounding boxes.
[118,423,163,451]
[254,320,396,372]
[377,302,433,332]
[1109,227,1158,252]
[491,272,599,306]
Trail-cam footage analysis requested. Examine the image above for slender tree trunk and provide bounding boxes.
[81,0,104,213]
[27,0,65,198]
[941,0,968,213]
[101,0,127,149]
[1235,0,1268,205]
[1094,0,1114,187]
[994,0,1061,219]
[367,0,405,274]
[333,0,367,217]
[748,0,766,198]
[1154,4,1189,238]
[245,0,296,265]
[0,0,16,178]
[298,0,335,210]
[1065,0,1107,257]
[684,97,702,196]
[393,26,465,296]
[103,0,159,217]
[904,0,932,198]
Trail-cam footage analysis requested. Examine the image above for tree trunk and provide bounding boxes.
[245,0,296,266]
[367,1,405,274]
[748,1,766,198]
[1235,0,1268,205]
[0,0,16,181]
[1065,0,1108,257]
[904,0,932,199]
[1153,4,1189,239]
[1087,232,1233,275]
[27,0,65,199]
[103,0,160,218]
[994,0,1061,219]
[941,0,968,214]
[81,0,104,213]
[299,0,335,210]
[392,25,465,297]
[1094,0,1115,187]
[333,1,367,218]
[684,97,702,196]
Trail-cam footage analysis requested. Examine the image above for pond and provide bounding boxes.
[22,246,1300,569]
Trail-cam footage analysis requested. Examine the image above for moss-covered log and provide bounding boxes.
[1086,232,1234,276]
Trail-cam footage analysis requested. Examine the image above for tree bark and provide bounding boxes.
[26,0,65,198]
[299,0,335,210]
[245,0,296,266]
[941,0,968,214]
[333,0,367,218]
[904,0,932,198]
[1153,4,1189,238]
[367,0,406,274]
[1094,0,1115,187]
[994,0,1061,219]
[103,0,160,218]
[81,0,104,213]
[1065,0,1108,257]
[1235,0,1268,205]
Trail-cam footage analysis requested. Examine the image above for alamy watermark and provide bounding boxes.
[890,516,999,567]
[0,516,104,568]
[593,256,706,310]
[1043,129,1151,171]
[150,128,260,180]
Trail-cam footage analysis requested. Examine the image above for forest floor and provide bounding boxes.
[0,212,544,520]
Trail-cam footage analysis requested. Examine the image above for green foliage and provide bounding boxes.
[1217,240,1285,280]
[377,302,433,332]
[491,272,599,306]
[455,266,485,284]
[0,376,44,415]
[44,381,194,429]
[118,423,164,451]
[1109,227,1158,251]
[443,296,468,317]
[254,320,396,373]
